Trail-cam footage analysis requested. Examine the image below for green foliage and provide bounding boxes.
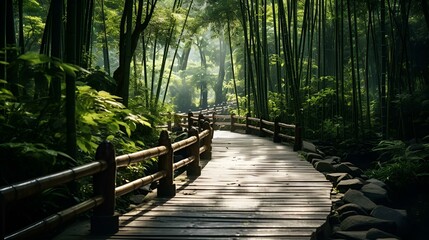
[267,92,284,119]
[1,54,159,218]
[367,139,429,190]
[84,69,117,92]
[75,85,150,157]
[0,142,75,184]
[320,118,343,141]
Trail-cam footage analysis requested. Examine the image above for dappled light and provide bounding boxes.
[1,0,429,239]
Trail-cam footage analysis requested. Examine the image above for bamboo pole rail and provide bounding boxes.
[170,110,301,151]
[0,121,213,239]
[1,103,302,239]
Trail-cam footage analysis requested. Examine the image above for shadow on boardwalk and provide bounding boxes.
[56,131,332,239]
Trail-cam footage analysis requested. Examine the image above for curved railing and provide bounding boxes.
[0,122,213,239]
[169,112,302,151]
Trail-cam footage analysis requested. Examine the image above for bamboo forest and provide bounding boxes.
[1,0,429,239]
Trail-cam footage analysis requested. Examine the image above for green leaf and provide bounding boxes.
[118,121,131,137]
[58,63,78,77]
[44,74,53,85]
[77,139,89,153]
[18,52,50,64]
[78,85,92,92]
[108,122,120,133]
[81,113,98,126]
[98,91,121,99]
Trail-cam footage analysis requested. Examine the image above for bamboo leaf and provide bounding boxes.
[81,113,98,126]
[118,121,131,137]
[18,52,50,64]
[77,139,89,153]
[58,63,78,77]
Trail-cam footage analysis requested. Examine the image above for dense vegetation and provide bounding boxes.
[1,0,428,237]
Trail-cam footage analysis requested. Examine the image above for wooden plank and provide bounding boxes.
[57,131,331,239]
[113,132,331,238]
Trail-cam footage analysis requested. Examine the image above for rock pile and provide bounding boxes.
[305,151,409,240]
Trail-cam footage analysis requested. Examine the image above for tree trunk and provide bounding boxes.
[179,42,192,71]
[65,0,78,159]
[101,0,111,74]
[347,0,359,139]
[1,0,17,91]
[114,0,157,106]
[163,0,194,106]
[40,0,65,102]
[227,18,240,114]
[215,33,227,105]
[422,0,429,31]
[196,38,208,109]
[380,0,388,138]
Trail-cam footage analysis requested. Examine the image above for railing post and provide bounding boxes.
[259,116,265,137]
[273,116,281,143]
[201,121,213,160]
[293,124,303,151]
[198,113,204,131]
[188,111,193,130]
[245,113,250,134]
[187,128,202,176]
[157,130,176,197]
[91,141,118,235]
[230,113,236,132]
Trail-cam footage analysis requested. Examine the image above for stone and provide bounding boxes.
[373,238,400,240]
[360,174,369,180]
[361,183,389,203]
[312,158,336,167]
[339,210,360,221]
[342,161,356,167]
[333,230,367,240]
[303,141,319,153]
[366,228,400,239]
[310,158,321,165]
[306,152,323,162]
[336,203,368,216]
[337,178,364,193]
[335,163,364,177]
[315,161,336,173]
[326,172,352,186]
[371,205,408,236]
[340,215,396,233]
[311,158,327,166]
[366,178,387,188]
[343,189,377,212]
[129,194,146,204]
[325,155,341,163]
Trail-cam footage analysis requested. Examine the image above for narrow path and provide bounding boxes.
[60,131,332,239]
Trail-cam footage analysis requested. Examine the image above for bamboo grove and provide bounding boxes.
[2,0,429,148]
[235,0,429,142]
[1,1,429,237]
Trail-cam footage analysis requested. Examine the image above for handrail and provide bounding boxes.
[0,161,107,203]
[167,110,301,151]
[0,121,214,239]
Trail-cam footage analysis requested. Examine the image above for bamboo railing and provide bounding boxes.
[0,122,213,239]
[170,112,302,151]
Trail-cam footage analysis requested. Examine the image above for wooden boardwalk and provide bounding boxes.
[60,131,332,239]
